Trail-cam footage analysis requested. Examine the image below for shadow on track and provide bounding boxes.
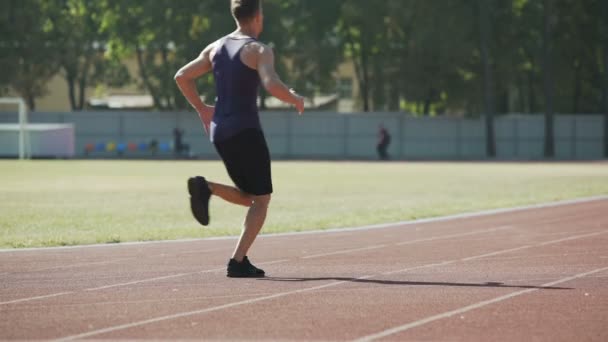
[258,277,571,290]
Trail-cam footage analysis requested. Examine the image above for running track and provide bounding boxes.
[1,197,607,341]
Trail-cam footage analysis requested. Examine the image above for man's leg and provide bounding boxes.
[207,181,253,207]
[231,194,271,262]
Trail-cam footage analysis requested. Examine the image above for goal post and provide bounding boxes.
[0,97,31,159]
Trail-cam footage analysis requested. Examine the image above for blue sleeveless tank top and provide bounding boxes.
[210,36,261,143]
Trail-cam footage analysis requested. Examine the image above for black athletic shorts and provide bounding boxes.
[214,129,273,196]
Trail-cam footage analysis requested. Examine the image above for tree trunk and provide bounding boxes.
[388,77,400,111]
[604,44,608,115]
[572,59,581,114]
[346,32,367,112]
[372,62,386,111]
[517,75,525,113]
[360,40,371,112]
[478,0,496,157]
[77,76,87,111]
[77,53,94,111]
[160,47,173,109]
[135,47,163,110]
[423,92,431,115]
[543,0,555,158]
[26,93,35,111]
[67,71,77,111]
[527,70,537,113]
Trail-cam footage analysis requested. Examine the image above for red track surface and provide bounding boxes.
[1,198,607,341]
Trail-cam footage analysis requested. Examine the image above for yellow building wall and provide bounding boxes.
[7,57,142,112]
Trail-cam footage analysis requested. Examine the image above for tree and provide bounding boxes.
[44,0,124,111]
[337,1,378,112]
[99,0,207,110]
[269,0,342,101]
[0,0,60,110]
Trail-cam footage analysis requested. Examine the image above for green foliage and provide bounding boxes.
[1,0,606,114]
[0,0,61,109]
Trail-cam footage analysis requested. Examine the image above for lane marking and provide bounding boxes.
[384,230,608,276]
[463,231,608,261]
[302,245,387,259]
[395,226,512,246]
[2,195,605,253]
[481,250,599,262]
[84,259,289,291]
[4,228,605,306]
[501,273,608,283]
[29,292,283,308]
[2,247,227,276]
[27,259,134,273]
[52,230,608,340]
[54,274,377,341]
[301,226,512,260]
[354,266,608,342]
[0,292,74,305]
[83,272,209,292]
[0,259,289,305]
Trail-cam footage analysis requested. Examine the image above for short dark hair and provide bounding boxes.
[231,0,261,22]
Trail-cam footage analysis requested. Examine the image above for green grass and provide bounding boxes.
[1,160,607,248]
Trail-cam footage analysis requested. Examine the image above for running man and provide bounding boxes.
[174,0,305,278]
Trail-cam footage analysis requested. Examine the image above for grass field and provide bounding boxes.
[1,160,607,248]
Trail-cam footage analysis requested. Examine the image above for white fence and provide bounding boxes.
[0,111,604,159]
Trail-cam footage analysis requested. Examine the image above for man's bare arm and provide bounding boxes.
[174,44,215,132]
[256,45,305,114]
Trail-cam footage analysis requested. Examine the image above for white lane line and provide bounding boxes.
[3,195,605,253]
[28,259,134,273]
[172,247,228,256]
[31,292,284,308]
[395,226,512,246]
[5,248,234,276]
[481,249,603,262]
[301,245,387,259]
[54,274,377,341]
[0,227,507,304]
[354,266,608,342]
[383,231,608,275]
[0,259,289,305]
[501,273,608,283]
[464,231,608,261]
[3,260,132,277]
[0,292,74,305]
[84,259,289,291]
[302,226,512,260]
[5,228,606,306]
[460,246,534,262]
[83,272,210,292]
[53,230,608,340]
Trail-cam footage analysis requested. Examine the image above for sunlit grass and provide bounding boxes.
[1,160,606,248]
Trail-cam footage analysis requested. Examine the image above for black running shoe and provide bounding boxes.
[243,256,265,276]
[187,176,211,226]
[227,257,265,278]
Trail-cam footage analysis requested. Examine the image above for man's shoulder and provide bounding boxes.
[243,40,271,55]
[206,37,226,51]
